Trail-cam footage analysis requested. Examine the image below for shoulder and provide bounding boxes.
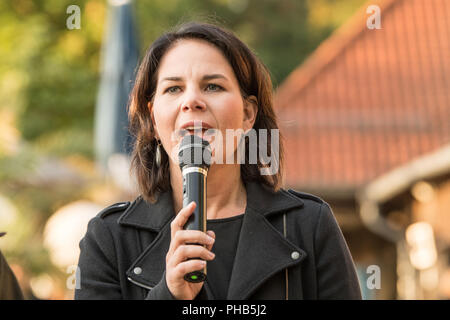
[286,188,331,213]
[284,188,334,224]
[96,201,132,219]
[81,199,135,248]
[284,189,344,242]
[85,200,133,235]
[286,189,326,205]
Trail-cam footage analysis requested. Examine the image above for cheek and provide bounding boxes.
[153,95,176,125]
[214,94,244,129]
[208,95,246,163]
[153,107,168,132]
[153,105,177,145]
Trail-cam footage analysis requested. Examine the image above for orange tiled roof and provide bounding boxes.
[274,0,450,191]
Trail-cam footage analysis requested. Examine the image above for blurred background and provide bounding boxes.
[0,0,448,299]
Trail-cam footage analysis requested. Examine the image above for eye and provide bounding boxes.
[205,83,223,91]
[164,86,181,94]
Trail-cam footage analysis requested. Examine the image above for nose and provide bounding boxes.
[181,88,207,112]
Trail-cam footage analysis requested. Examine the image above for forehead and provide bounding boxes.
[157,39,235,79]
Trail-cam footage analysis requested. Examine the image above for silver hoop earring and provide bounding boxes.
[155,140,162,168]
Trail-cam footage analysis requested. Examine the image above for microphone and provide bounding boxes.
[178,134,212,283]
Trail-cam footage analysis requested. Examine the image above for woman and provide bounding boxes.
[75,21,362,300]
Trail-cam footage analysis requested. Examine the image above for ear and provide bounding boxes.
[148,102,159,139]
[243,95,258,132]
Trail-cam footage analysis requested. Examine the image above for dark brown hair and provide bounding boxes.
[128,21,284,203]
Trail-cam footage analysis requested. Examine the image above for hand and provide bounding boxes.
[165,201,216,300]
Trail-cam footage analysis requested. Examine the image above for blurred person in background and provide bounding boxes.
[0,233,24,300]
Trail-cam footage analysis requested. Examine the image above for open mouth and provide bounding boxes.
[186,128,207,135]
[181,127,216,140]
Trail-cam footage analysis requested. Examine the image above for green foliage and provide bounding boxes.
[132,0,366,87]
[1,0,102,155]
[134,0,311,87]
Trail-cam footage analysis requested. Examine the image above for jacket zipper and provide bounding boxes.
[127,277,154,290]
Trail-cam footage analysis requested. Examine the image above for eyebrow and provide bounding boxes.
[159,74,228,84]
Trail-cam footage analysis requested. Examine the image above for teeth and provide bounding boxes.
[184,127,208,130]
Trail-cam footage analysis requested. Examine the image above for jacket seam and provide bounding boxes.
[283,189,307,204]
[247,203,300,218]
[312,202,324,299]
[259,209,308,259]
[115,199,138,220]
[241,259,304,299]
[260,209,304,252]
[288,189,324,204]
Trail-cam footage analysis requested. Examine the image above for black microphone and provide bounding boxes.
[178,134,212,283]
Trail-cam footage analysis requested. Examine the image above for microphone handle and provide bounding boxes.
[182,167,208,283]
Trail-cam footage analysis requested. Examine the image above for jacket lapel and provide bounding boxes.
[117,192,174,233]
[119,190,174,290]
[120,181,308,299]
[226,182,307,299]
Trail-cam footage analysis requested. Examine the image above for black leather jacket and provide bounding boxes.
[75,181,362,300]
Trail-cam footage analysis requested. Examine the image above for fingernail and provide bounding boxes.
[207,236,215,244]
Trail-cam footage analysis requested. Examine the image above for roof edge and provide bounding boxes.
[274,0,399,110]
[358,143,450,203]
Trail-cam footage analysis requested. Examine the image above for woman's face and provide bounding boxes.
[149,39,257,165]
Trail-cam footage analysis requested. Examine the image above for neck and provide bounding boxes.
[170,162,247,220]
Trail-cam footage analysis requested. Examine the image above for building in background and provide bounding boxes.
[274,0,450,299]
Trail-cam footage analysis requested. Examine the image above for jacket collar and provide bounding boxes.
[122,181,307,300]
[117,190,174,232]
[118,181,304,232]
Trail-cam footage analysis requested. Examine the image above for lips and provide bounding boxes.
[180,120,213,131]
[179,120,215,141]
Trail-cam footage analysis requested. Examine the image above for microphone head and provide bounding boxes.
[178,134,212,170]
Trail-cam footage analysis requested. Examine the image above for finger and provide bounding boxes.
[169,244,215,268]
[172,230,215,248]
[173,259,207,281]
[171,202,196,233]
[205,230,215,252]
[168,229,214,263]
[169,202,196,247]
